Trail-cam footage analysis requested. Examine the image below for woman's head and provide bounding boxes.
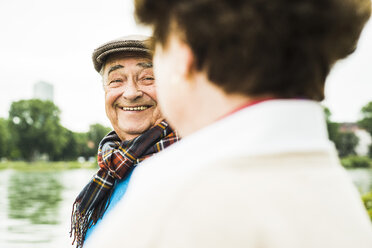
[135,0,370,101]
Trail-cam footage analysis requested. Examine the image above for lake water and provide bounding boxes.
[0,169,95,248]
[347,168,372,194]
[0,167,371,248]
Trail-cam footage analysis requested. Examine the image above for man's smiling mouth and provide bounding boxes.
[121,105,151,111]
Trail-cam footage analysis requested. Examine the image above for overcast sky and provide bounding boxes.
[0,0,371,132]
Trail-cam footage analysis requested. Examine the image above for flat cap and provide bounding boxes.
[92,35,154,73]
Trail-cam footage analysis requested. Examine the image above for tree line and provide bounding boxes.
[1,99,372,162]
[0,99,111,162]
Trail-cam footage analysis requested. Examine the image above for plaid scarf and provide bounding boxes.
[70,121,179,248]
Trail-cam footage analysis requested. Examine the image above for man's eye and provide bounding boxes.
[139,76,155,82]
[139,75,154,80]
[107,79,123,88]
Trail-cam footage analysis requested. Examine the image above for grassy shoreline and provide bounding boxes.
[0,161,97,171]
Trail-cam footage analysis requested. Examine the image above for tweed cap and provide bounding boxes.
[92,35,154,72]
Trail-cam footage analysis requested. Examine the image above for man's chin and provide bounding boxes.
[116,123,151,140]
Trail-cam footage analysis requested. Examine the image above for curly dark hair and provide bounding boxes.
[135,0,370,101]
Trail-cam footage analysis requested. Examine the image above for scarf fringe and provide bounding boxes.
[70,187,114,248]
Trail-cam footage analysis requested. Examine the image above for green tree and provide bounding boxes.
[358,101,372,135]
[0,118,10,159]
[336,131,359,157]
[358,101,372,158]
[0,117,20,160]
[74,132,90,159]
[49,128,77,161]
[323,107,359,157]
[87,123,112,155]
[74,124,112,160]
[8,99,67,161]
[58,131,93,161]
[324,107,340,144]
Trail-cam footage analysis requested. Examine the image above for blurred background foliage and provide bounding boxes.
[0,99,111,162]
[325,101,372,168]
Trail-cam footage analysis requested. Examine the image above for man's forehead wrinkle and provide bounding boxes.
[107,64,124,76]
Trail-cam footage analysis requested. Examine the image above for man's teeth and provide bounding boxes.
[122,106,149,111]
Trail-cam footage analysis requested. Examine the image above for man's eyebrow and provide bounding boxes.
[137,62,153,69]
[107,64,124,75]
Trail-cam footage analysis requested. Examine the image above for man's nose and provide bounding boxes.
[122,79,143,100]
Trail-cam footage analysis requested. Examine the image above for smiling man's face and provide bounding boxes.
[103,54,163,141]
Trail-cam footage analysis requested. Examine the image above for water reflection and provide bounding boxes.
[0,169,95,248]
[5,171,63,246]
[8,171,63,225]
[347,168,372,194]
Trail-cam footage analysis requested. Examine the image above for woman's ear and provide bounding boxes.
[169,34,195,80]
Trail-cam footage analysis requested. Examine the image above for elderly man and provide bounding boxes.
[88,1,372,248]
[70,35,179,248]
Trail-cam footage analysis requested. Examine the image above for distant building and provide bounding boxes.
[339,122,372,156]
[33,81,54,102]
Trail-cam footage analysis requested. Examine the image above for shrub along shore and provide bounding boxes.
[341,156,372,169]
[0,161,97,171]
